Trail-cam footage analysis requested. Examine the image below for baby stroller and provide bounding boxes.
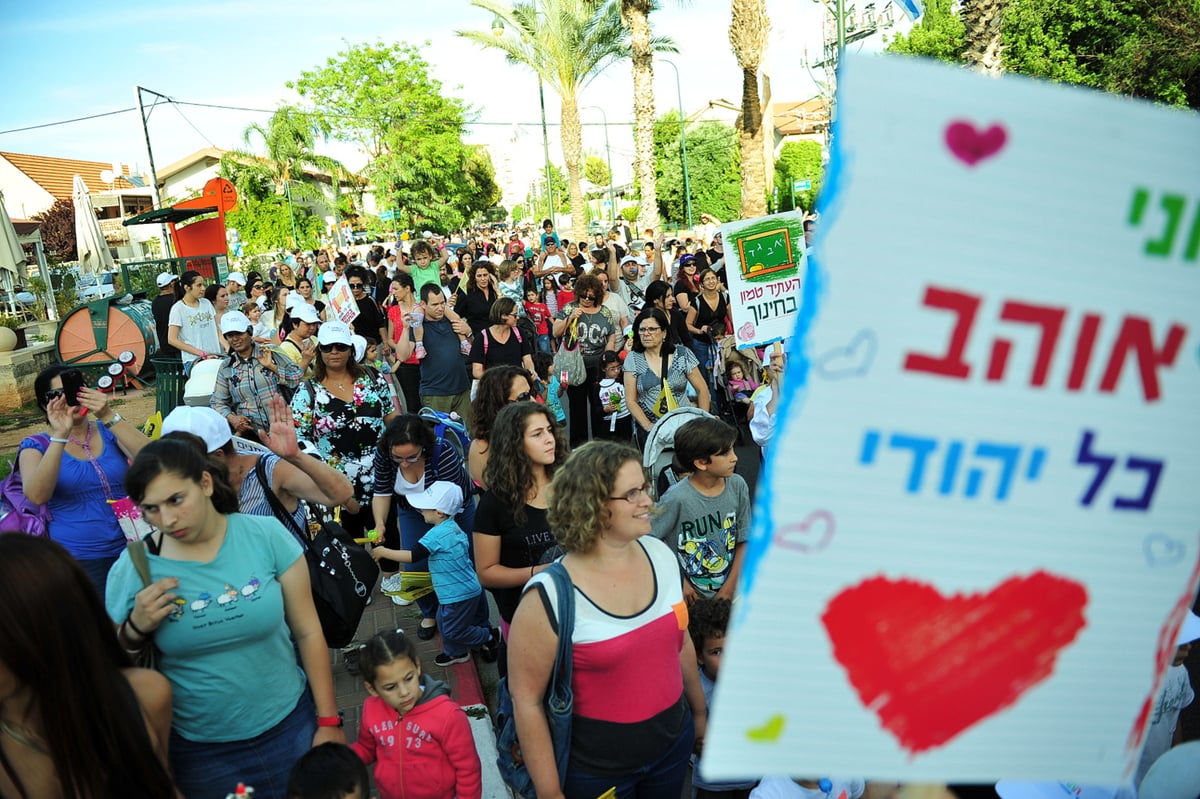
[642,407,716,500]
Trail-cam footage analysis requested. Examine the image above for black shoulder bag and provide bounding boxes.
[253,457,379,648]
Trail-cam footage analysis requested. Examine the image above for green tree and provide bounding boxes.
[584,154,611,189]
[290,41,486,229]
[730,0,770,218]
[511,203,526,223]
[460,0,637,242]
[883,0,964,62]
[654,111,741,225]
[774,141,823,212]
[619,0,680,232]
[525,163,571,217]
[226,196,324,254]
[887,0,1200,108]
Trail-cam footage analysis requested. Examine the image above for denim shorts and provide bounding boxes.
[169,686,315,799]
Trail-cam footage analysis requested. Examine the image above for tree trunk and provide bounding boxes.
[624,1,659,233]
[739,67,768,218]
[961,0,1006,75]
[560,94,588,244]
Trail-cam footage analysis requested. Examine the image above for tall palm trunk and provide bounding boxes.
[730,0,769,218]
[961,0,1005,75]
[560,93,588,243]
[624,1,659,232]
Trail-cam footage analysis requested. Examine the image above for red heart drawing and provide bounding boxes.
[821,571,1087,754]
[945,121,1008,166]
[775,510,835,553]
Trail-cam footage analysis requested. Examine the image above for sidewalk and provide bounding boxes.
[331,577,508,798]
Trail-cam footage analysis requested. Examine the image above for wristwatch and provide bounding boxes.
[102,413,123,429]
[316,711,344,728]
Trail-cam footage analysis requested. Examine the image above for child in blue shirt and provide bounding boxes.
[371,482,498,667]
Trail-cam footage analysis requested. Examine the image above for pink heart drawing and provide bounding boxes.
[945,120,1007,167]
[774,510,835,554]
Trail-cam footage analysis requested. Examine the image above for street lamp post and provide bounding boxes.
[493,15,555,224]
[587,106,616,227]
[660,59,692,231]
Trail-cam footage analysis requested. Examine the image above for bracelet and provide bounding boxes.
[316,711,344,728]
[125,613,151,639]
[119,620,148,651]
[102,412,123,429]
[49,437,69,444]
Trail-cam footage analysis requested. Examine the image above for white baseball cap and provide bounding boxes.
[408,481,464,517]
[290,303,320,325]
[620,254,645,266]
[316,320,353,347]
[219,310,253,336]
[322,270,336,285]
[226,272,246,286]
[284,291,304,310]
[162,406,232,452]
[156,272,176,289]
[1176,610,1200,646]
[351,334,367,362]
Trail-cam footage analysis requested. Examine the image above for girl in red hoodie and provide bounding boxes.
[352,630,482,799]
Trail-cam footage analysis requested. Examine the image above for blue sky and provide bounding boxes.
[0,1,907,192]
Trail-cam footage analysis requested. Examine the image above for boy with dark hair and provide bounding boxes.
[689,598,758,799]
[287,742,370,799]
[652,417,751,603]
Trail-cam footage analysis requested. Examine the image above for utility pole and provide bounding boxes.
[661,60,692,231]
[134,86,173,258]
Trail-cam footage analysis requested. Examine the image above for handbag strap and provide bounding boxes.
[543,561,576,691]
[252,456,311,550]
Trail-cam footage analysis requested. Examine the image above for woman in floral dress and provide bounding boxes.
[291,320,399,536]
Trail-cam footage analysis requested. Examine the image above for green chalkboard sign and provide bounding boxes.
[734,223,799,282]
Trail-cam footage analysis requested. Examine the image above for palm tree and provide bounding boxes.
[220,106,350,246]
[620,0,680,233]
[460,0,640,242]
[960,0,1005,75]
[729,0,769,218]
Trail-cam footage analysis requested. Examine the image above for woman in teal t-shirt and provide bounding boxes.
[106,437,343,799]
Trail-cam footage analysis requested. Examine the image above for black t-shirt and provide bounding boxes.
[474,492,557,622]
[151,292,179,357]
[351,296,387,341]
[454,288,498,336]
[469,326,533,371]
[569,253,587,271]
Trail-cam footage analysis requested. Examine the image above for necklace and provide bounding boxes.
[0,717,47,754]
[69,422,116,500]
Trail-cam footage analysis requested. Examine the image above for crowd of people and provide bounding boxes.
[3,214,1192,799]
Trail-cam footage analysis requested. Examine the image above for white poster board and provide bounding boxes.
[704,54,1200,785]
[721,210,807,350]
[326,276,359,325]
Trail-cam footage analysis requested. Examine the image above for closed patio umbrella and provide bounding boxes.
[0,190,26,316]
[73,174,115,277]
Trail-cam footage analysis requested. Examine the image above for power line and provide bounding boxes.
[0,107,137,136]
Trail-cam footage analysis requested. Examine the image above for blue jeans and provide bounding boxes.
[536,333,552,354]
[170,687,315,799]
[396,497,477,621]
[563,710,695,799]
[77,555,119,601]
[438,589,492,656]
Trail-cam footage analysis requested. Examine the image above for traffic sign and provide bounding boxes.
[379,209,395,221]
[793,179,812,192]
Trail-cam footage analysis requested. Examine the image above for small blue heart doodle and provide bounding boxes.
[1143,532,1185,567]
[815,329,878,379]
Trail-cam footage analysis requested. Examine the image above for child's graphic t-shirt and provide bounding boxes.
[546,374,566,422]
[651,474,752,597]
[524,301,551,335]
[597,377,630,430]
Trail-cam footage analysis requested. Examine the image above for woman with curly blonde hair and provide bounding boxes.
[506,441,707,799]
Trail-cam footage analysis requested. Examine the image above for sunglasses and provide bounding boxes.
[319,343,351,353]
[349,283,365,289]
[579,294,597,301]
[43,388,66,403]
[514,391,531,402]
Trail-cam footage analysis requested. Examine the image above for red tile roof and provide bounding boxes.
[0,151,142,200]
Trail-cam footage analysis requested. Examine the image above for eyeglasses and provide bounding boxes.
[43,388,65,403]
[319,343,351,353]
[638,326,662,334]
[349,283,365,290]
[609,484,652,503]
[391,453,425,464]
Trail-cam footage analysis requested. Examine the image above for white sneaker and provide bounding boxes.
[380,573,414,606]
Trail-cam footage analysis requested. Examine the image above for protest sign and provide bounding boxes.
[326,276,359,325]
[703,53,1200,785]
[721,210,806,350]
